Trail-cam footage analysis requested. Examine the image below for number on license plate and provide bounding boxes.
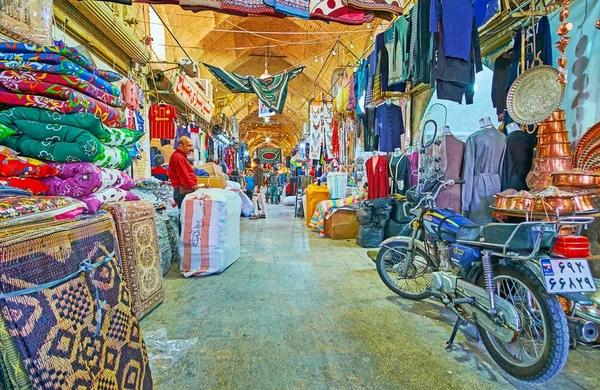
[540,258,597,293]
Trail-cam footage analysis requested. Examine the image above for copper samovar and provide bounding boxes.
[526,109,572,189]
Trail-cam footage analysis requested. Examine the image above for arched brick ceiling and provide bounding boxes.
[149,5,384,154]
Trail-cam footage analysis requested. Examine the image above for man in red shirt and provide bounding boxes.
[168,136,200,208]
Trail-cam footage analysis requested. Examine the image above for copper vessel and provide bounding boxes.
[538,131,569,144]
[551,171,600,188]
[536,110,567,135]
[534,157,573,172]
[493,190,517,209]
[508,197,534,212]
[533,196,575,214]
[537,142,572,158]
[572,193,596,212]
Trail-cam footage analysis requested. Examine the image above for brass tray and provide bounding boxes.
[507,65,566,125]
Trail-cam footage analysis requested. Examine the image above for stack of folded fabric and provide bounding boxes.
[0,145,58,194]
[0,42,125,127]
[42,162,139,213]
[0,107,141,170]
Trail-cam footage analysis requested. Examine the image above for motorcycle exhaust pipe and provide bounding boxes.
[567,316,599,344]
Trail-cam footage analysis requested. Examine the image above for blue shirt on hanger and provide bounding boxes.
[430,0,474,62]
[375,102,405,152]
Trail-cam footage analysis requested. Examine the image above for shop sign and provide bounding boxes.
[258,100,276,118]
[173,75,214,122]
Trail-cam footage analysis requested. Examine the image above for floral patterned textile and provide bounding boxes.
[82,188,140,214]
[0,185,31,198]
[42,162,135,198]
[0,195,85,226]
[309,0,374,25]
[0,70,123,108]
[0,57,120,97]
[264,0,310,18]
[0,212,153,389]
[132,178,175,208]
[221,0,279,15]
[102,201,164,317]
[0,177,48,194]
[0,153,58,179]
[0,78,125,127]
[0,42,122,82]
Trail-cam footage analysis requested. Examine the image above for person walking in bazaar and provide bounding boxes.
[268,167,281,204]
[250,158,267,220]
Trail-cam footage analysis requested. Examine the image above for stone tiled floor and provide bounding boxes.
[142,204,599,390]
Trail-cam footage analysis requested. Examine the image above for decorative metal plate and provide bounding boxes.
[574,122,600,165]
[507,65,565,125]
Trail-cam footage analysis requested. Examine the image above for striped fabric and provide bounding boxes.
[309,189,367,232]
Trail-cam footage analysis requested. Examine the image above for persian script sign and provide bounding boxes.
[173,75,214,122]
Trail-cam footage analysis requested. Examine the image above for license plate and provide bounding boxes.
[540,258,597,293]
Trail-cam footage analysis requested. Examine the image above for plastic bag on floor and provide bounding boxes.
[144,329,199,381]
[356,225,385,248]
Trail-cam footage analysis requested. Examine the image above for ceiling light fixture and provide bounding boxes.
[350,42,354,49]
[332,49,336,56]
[367,23,371,29]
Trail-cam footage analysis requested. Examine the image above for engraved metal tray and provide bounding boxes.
[506,65,565,125]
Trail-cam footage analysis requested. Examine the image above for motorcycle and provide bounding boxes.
[376,179,598,383]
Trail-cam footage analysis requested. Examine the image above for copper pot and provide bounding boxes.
[507,196,534,212]
[533,196,575,214]
[572,193,596,212]
[551,171,600,188]
[533,157,573,172]
[538,131,570,144]
[493,190,518,209]
[537,110,567,135]
[537,142,572,158]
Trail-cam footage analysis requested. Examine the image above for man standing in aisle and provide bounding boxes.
[168,136,200,208]
[250,158,267,219]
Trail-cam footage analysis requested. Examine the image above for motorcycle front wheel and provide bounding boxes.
[376,238,432,300]
[477,262,569,383]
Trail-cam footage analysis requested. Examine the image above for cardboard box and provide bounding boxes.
[197,162,224,177]
[324,208,359,240]
[197,177,227,189]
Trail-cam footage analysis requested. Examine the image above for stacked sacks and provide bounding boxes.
[0,107,140,170]
[356,198,393,248]
[42,162,139,213]
[0,145,58,194]
[0,42,125,127]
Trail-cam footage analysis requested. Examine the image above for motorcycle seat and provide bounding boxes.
[457,223,555,251]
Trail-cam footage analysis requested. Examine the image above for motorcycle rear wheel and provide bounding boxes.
[376,239,432,300]
[477,262,569,383]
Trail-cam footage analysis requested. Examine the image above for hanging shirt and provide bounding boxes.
[387,17,410,86]
[121,78,139,109]
[149,104,177,139]
[375,103,404,152]
[430,0,474,62]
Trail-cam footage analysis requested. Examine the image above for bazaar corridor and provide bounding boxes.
[141,204,599,390]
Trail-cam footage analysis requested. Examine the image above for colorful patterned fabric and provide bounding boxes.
[0,212,153,389]
[0,177,48,194]
[309,0,374,25]
[0,77,125,127]
[203,64,304,114]
[0,195,85,226]
[309,189,367,232]
[0,185,31,198]
[221,0,279,15]
[0,70,124,108]
[265,0,310,18]
[0,59,120,98]
[92,145,132,170]
[131,178,175,208]
[42,162,134,198]
[102,201,164,317]
[0,123,14,141]
[342,0,403,15]
[0,42,122,82]
[155,210,173,276]
[0,154,58,179]
[82,188,139,214]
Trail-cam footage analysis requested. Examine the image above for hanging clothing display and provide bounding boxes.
[374,101,404,152]
[323,101,335,158]
[202,63,304,113]
[408,151,419,187]
[149,103,177,139]
[436,132,465,213]
[309,99,323,160]
[407,0,433,84]
[462,125,506,224]
[491,53,512,116]
[429,0,474,62]
[386,16,409,86]
[501,130,535,191]
[309,0,373,25]
[365,155,389,199]
[362,107,378,152]
[388,153,411,195]
[431,14,482,105]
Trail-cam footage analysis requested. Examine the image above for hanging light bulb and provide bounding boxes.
[367,23,371,29]
[266,136,271,142]
[332,49,337,56]
[314,56,318,62]
[350,42,354,49]
[370,34,374,41]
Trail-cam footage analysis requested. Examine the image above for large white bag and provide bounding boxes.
[179,189,241,277]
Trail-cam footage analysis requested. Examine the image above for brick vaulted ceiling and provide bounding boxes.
[143,5,386,154]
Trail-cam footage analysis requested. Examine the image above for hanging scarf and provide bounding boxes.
[203,63,304,113]
[309,100,323,160]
